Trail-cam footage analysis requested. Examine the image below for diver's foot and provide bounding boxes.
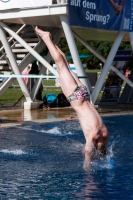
[35,26,51,40]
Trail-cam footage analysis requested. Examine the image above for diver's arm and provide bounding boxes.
[83,141,93,170]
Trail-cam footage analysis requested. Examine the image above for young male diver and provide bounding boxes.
[35,26,109,165]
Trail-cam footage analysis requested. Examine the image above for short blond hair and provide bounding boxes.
[97,143,107,156]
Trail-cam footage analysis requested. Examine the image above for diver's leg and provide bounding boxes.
[35,26,77,97]
[54,44,83,86]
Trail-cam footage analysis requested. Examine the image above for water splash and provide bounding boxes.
[66,138,84,153]
[18,126,74,136]
[0,149,27,155]
[90,144,114,171]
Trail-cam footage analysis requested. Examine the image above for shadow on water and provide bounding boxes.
[0,115,133,199]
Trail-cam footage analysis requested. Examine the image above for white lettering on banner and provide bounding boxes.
[124,18,130,30]
[70,0,81,7]
[70,0,111,25]
[83,0,96,9]
[86,11,110,25]
[70,0,96,9]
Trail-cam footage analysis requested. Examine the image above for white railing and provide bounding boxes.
[11,79,61,90]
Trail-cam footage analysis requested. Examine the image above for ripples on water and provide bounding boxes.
[0,115,133,199]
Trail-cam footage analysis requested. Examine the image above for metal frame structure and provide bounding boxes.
[0,2,133,109]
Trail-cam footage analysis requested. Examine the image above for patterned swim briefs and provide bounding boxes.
[67,85,90,102]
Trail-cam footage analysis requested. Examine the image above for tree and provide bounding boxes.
[43,36,132,69]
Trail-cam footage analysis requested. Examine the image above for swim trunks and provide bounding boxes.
[67,85,90,102]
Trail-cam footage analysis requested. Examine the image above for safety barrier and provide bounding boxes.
[42,79,56,88]
[0,73,90,92]
[0,74,91,89]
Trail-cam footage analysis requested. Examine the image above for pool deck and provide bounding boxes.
[1,100,133,127]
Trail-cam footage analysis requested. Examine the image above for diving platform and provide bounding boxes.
[0,0,133,109]
[0,2,129,42]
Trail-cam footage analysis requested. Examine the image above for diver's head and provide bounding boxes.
[96,142,107,157]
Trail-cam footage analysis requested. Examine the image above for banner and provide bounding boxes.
[0,0,52,10]
[68,0,133,32]
[100,50,132,102]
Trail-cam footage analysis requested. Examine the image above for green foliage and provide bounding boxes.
[41,36,132,69]
[119,41,132,50]
[58,37,70,55]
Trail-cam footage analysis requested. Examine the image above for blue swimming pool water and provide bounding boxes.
[0,114,133,199]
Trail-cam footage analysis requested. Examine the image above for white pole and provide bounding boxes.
[91,31,124,103]
[0,24,26,52]
[60,15,92,94]
[31,28,63,100]
[73,31,133,103]
[0,40,45,97]
[0,21,58,76]
[73,31,132,87]
[0,25,32,102]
